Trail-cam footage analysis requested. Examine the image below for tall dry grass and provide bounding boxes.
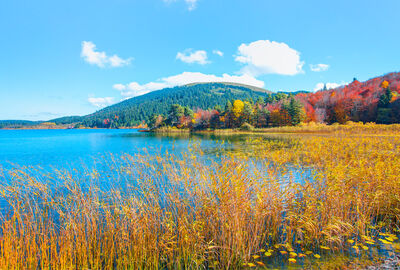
[0,125,399,269]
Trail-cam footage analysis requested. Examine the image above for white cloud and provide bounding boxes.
[314,82,345,92]
[113,72,265,98]
[213,50,224,57]
[163,0,199,11]
[176,50,209,65]
[88,97,115,108]
[112,84,126,91]
[185,0,198,10]
[310,63,329,72]
[81,41,132,68]
[235,40,304,76]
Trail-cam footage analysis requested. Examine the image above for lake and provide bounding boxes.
[0,129,226,169]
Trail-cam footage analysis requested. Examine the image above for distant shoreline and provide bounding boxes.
[0,126,144,130]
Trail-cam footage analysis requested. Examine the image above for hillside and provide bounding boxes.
[296,72,400,123]
[146,72,400,130]
[80,83,272,127]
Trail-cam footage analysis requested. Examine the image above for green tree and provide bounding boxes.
[183,106,194,118]
[225,100,233,112]
[214,105,222,113]
[148,114,163,129]
[287,97,304,126]
[378,87,393,108]
[256,97,264,105]
[376,82,393,123]
[167,104,184,126]
[242,101,253,124]
[376,108,392,124]
[265,93,273,104]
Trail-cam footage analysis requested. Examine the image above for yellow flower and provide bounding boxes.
[378,239,392,245]
[314,254,321,259]
[288,258,297,263]
[289,252,297,257]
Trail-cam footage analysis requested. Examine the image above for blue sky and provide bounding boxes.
[1,0,399,120]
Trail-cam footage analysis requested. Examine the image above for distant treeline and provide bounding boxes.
[0,120,40,129]
[79,83,272,128]
[149,75,400,130]
[149,95,306,131]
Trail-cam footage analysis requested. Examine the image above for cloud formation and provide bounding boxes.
[81,41,132,68]
[314,82,344,92]
[185,0,198,10]
[310,63,329,72]
[235,40,304,76]
[213,50,224,57]
[163,0,199,11]
[113,72,264,98]
[88,96,115,108]
[176,50,209,65]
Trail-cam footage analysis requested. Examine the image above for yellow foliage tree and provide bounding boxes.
[232,100,244,119]
[381,80,389,89]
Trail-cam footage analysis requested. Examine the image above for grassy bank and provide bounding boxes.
[151,122,400,136]
[0,125,399,269]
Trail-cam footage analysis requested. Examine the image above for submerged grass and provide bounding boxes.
[0,124,400,269]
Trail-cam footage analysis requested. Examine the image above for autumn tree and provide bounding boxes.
[232,100,244,119]
[148,114,164,129]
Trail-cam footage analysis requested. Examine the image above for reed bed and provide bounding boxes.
[0,126,400,269]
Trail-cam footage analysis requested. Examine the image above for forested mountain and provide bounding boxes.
[80,83,272,127]
[2,72,400,129]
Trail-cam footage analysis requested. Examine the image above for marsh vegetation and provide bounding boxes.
[0,124,399,269]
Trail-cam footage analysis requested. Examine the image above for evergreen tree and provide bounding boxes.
[242,101,253,124]
[378,87,393,108]
[167,104,184,126]
[225,100,233,112]
[376,84,393,123]
[288,97,304,126]
[256,97,264,105]
[264,93,273,104]
[183,106,194,118]
[214,105,222,113]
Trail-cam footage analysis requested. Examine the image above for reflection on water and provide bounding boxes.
[0,129,298,170]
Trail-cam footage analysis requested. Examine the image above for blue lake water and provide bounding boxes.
[0,129,222,169]
[0,129,311,186]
